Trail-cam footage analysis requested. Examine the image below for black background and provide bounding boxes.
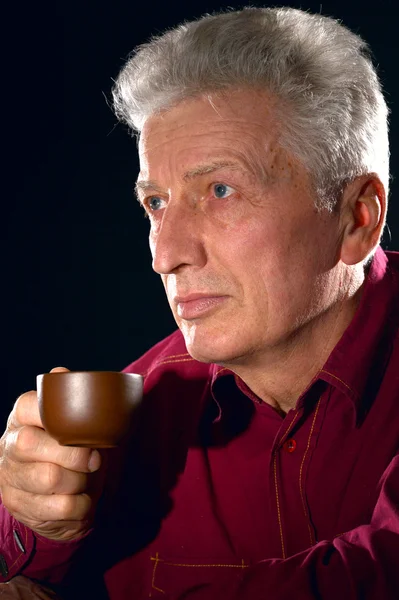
[3,0,398,427]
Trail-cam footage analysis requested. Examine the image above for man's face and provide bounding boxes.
[137,90,344,366]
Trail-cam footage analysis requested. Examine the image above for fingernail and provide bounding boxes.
[88,450,101,472]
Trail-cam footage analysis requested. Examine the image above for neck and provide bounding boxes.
[226,270,366,416]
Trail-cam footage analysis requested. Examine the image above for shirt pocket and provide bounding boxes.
[148,552,249,599]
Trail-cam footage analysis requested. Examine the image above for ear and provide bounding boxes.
[339,174,386,266]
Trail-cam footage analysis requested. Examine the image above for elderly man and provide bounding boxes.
[0,6,398,600]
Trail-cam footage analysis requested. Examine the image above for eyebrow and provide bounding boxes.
[134,180,164,200]
[134,160,242,200]
[182,160,241,181]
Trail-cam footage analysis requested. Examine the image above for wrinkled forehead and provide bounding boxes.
[139,90,281,149]
[138,89,285,180]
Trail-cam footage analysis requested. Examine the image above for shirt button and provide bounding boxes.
[283,438,297,453]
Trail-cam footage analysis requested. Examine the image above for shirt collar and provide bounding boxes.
[318,247,399,414]
[210,247,399,418]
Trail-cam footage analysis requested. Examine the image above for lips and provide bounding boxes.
[174,293,228,319]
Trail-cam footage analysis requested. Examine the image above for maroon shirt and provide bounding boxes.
[1,247,399,599]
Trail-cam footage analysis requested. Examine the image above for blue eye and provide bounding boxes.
[213,183,234,198]
[148,196,163,211]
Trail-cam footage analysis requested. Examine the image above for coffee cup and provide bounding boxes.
[37,371,143,448]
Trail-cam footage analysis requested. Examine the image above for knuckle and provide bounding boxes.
[14,426,37,456]
[1,487,19,516]
[0,445,13,486]
[57,494,78,519]
[2,429,17,456]
[59,493,91,520]
[13,392,36,425]
[43,462,63,493]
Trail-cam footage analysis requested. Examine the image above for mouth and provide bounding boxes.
[174,294,228,320]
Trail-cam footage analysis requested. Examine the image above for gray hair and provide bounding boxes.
[112,7,390,210]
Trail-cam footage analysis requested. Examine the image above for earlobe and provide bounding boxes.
[340,176,386,266]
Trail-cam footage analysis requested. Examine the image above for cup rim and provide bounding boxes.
[37,371,143,377]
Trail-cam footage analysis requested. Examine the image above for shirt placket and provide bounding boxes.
[269,393,327,558]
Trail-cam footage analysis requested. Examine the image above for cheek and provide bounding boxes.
[228,220,310,303]
[201,193,254,229]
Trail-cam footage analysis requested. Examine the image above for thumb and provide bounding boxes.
[50,366,70,373]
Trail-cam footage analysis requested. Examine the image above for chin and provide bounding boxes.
[181,323,248,365]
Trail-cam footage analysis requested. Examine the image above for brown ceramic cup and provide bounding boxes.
[37,371,143,448]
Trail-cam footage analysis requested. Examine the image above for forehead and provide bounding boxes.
[138,89,282,170]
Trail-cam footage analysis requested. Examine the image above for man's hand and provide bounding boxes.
[0,368,104,541]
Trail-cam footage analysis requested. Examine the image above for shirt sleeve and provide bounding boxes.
[0,501,34,582]
[0,499,91,585]
[183,454,399,600]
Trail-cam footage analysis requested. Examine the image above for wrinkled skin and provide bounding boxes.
[137,89,385,411]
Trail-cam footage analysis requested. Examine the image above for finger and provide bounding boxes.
[8,391,43,430]
[8,460,90,495]
[6,426,101,473]
[2,485,94,523]
[7,367,70,430]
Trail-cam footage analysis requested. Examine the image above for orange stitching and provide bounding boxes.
[8,553,22,571]
[158,358,195,366]
[143,357,195,377]
[279,412,299,446]
[160,353,190,359]
[272,411,299,560]
[149,552,165,596]
[299,398,321,547]
[319,370,356,396]
[162,562,249,568]
[150,555,249,569]
[214,367,230,376]
[149,554,248,596]
[7,524,28,572]
[334,532,347,538]
[273,451,286,559]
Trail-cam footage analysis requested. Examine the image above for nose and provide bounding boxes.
[151,202,207,275]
